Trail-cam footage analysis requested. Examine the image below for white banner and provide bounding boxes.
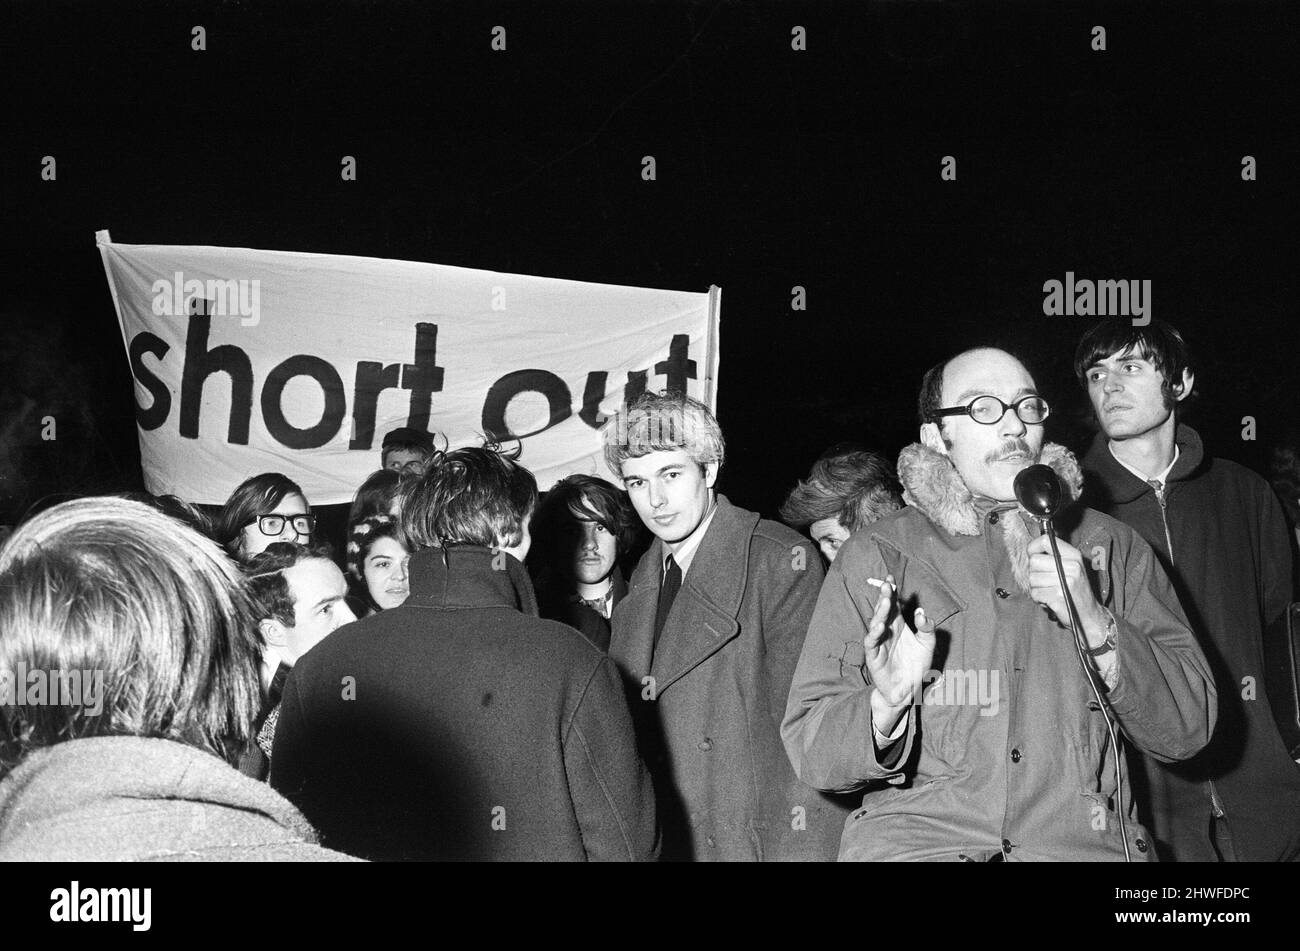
[97,232,720,504]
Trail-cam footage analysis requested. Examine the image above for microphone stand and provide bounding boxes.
[1030,514,1132,864]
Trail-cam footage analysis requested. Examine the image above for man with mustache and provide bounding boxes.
[530,474,638,653]
[1076,318,1300,861]
[783,347,1216,861]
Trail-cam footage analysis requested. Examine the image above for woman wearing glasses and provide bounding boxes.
[215,473,317,558]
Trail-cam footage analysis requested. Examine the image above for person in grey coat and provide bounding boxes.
[604,392,852,861]
[0,496,352,861]
[784,348,1216,861]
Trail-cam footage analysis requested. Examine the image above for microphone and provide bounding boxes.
[1014,463,1063,531]
[1013,460,1133,861]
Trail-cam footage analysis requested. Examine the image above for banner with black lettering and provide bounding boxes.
[96,231,720,504]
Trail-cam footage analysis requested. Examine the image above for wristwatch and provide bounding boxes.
[1086,612,1118,657]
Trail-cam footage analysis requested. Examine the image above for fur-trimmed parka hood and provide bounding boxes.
[895,441,1085,592]
[897,441,1084,535]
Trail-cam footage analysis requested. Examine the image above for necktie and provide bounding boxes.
[654,554,682,647]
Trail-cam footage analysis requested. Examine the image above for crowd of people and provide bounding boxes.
[0,316,1297,861]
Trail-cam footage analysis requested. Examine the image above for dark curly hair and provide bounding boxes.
[1073,317,1196,406]
[242,541,336,627]
[530,475,639,563]
[780,449,904,531]
[401,447,538,550]
[346,514,410,582]
[348,469,403,531]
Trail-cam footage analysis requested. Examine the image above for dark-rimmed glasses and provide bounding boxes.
[931,395,1050,426]
[255,514,316,536]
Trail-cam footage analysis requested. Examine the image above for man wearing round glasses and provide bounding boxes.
[925,390,1050,500]
[784,347,1215,861]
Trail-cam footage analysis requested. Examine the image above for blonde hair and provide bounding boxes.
[0,496,262,770]
[601,391,725,479]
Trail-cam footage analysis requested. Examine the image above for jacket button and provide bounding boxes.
[1135,837,1148,854]
[1010,748,1022,763]
[996,587,1010,599]
[988,512,1000,524]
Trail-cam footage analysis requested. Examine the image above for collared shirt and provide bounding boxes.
[1110,442,1180,490]
[254,660,293,761]
[662,501,718,580]
[571,584,614,619]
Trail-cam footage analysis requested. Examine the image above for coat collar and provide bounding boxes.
[1083,423,1206,504]
[0,736,319,847]
[895,441,1085,594]
[613,494,756,694]
[572,569,626,613]
[627,493,756,612]
[536,564,628,611]
[406,545,539,615]
[896,440,1084,537]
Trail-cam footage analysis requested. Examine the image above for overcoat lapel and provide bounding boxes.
[648,585,741,695]
[611,496,756,697]
[610,559,659,680]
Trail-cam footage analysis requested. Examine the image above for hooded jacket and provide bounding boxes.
[1083,425,1300,861]
[783,443,1217,861]
[610,494,852,861]
[271,545,658,861]
[0,736,356,861]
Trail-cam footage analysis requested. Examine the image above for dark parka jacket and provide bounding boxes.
[610,494,852,861]
[784,443,1217,861]
[1083,425,1300,861]
[272,546,658,861]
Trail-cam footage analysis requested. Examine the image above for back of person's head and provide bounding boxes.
[1073,317,1196,396]
[119,492,215,537]
[817,441,867,460]
[0,496,261,771]
[214,472,309,556]
[531,474,639,562]
[601,391,725,479]
[780,449,904,532]
[243,541,336,625]
[348,469,402,530]
[401,447,538,550]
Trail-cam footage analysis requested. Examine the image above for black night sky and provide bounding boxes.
[3,0,1297,530]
